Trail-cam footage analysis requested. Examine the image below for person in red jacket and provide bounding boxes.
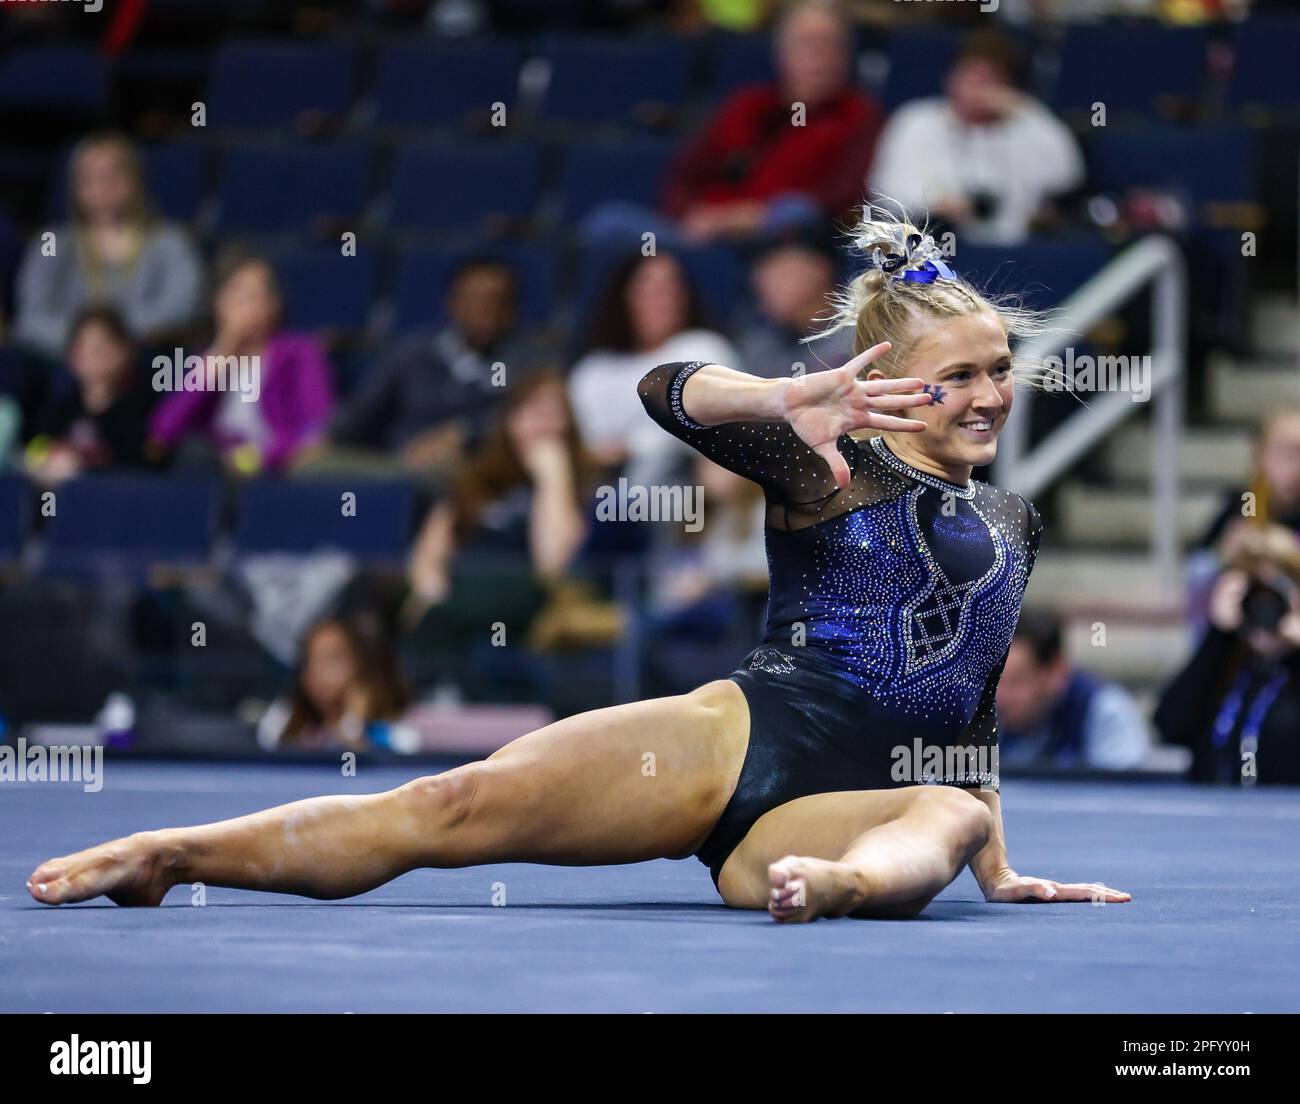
[663,0,883,242]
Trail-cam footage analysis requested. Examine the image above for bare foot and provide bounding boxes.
[27,832,176,907]
[767,855,866,923]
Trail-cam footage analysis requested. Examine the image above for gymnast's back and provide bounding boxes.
[638,359,1043,744]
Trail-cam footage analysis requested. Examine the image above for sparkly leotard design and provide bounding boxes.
[639,361,1043,886]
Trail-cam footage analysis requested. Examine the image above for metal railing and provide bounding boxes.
[991,234,1187,593]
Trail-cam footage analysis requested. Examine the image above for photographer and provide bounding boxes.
[1155,526,1300,786]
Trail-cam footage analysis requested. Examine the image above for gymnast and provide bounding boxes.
[27,208,1129,921]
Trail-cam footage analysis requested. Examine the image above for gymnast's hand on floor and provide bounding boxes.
[982,869,1131,904]
[779,341,933,489]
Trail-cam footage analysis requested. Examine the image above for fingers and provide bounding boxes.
[859,375,925,396]
[862,413,928,434]
[814,441,851,489]
[838,341,893,379]
[858,390,933,411]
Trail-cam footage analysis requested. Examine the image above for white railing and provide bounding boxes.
[991,234,1187,593]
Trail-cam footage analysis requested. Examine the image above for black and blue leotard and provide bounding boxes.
[638,360,1044,886]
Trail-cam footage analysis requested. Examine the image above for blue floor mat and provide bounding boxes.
[3,762,1297,1012]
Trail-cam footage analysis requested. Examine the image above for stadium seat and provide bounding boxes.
[206,41,355,128]
[0,47,108,111]
[536,35,692,124]
[1051,24,1208,116]
[233,480,414,561]
[950,237,1114,312]
[1228,18,1300,109]
[1089,125,1254,212]
[373,39,523,128]
[0,477,25,565]
[42,477,219,578]
[272,245,378,332]
[572,241,747,338]
[387,142,540,233]
[49,143,206,224]
[391,241,556,333]
[709,32,776,95]
[879,28,963,111]
[557,140,676,221]
[216,143,370,233]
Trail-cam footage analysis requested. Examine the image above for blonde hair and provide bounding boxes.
[809,202,1059,389]
[1224,523,1300,588]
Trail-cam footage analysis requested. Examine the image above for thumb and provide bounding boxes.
[814,441,850,490]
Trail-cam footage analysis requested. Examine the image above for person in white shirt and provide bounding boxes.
[869,30,1085,247]
[568,251,739,488]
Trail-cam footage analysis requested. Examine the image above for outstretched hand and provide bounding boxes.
[779,342,932,489]
[983,869,1131,904]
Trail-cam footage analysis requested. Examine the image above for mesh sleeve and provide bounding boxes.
[637,360,857,520]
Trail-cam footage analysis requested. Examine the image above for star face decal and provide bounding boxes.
[923,383,946,405]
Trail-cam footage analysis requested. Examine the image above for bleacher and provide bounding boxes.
[1,5,1298,746]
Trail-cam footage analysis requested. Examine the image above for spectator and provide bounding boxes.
[326,256,525,473]
[662,0,883,241]
[1187,408,1300,629]
[1155,526,1300,786]
[996,608,1151,771]
[568,251,739,487]
[736,227,855,378]
[642,455,769,695]
[870,29,1084,246]
[1199,408,1300,550]
[148,251,335,475]
[13,133,203,360]
[257,616,411,752]
[405,368,594,631]
[24,307,158,485]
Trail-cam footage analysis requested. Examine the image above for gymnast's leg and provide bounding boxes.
[716,786,993,922]
[26,680,751,907]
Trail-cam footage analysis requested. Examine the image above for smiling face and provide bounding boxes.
[868,311,1014,482]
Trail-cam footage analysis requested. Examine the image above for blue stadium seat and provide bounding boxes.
[709,33,776,95]
[1089,125,1254,209]
[558,140,676,221]
[573,242,746,339]
[373,39,522,127]
[1051,25,1208,116]
[217,143,370,233]
[388,143,540,233]
[234,480,414,561]
[42,477,218,578]
[537,35,692,124]
[391,241,556,333]
[0,47,108,110]
[0,478,25,564]
[950,237,1113,312]
[880,28,963,111]
[50,143,206,223]
[1229,19,1300,108]
[272,245,377,332]
[1089,125,1254,264]
[207,41,355,128]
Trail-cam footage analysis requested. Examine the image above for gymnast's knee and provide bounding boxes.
[398,765,484,833]
[911,786,993,856]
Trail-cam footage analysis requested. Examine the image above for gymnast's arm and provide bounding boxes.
[636,348,930,500]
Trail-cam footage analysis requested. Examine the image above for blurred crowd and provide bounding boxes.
[0,0,1296,787]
